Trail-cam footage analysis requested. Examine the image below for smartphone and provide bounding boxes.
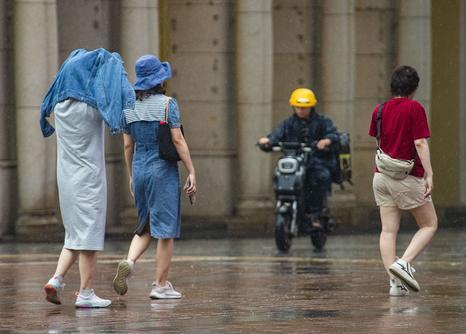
[184,178,196,205]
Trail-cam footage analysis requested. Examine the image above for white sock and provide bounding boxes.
[54,274,64,283]
[49,274,64,285]
[79,289,93,297]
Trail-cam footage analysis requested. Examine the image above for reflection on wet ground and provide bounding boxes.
[1,228,466,333]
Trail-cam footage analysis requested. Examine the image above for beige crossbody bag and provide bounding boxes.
[375,103,414,180]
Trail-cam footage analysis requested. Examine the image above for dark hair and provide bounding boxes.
[390,65,419,97]
[135,84,166,101]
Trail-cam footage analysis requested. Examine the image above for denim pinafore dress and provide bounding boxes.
[124,94,181,239]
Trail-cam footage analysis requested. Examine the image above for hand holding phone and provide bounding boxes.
[184,176,196,205]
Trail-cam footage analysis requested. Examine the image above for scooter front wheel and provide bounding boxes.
[275,214,293,252]
[310,229,327,252]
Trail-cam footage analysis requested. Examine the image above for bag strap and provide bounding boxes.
[376,103,384,149]
[164,97,171,123]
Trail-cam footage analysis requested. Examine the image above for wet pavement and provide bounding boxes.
[1,227,466,333]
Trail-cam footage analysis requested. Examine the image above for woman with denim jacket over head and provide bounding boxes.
[41,48,135,308]
[113,55,196,299]
[369,65,437,296]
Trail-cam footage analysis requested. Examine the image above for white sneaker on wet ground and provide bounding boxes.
[389,258,420,292]
[113,259,134,295]
[75,290,111,308]
[389,278,409,297]
[44,276,65,305]
[149,281,182,299]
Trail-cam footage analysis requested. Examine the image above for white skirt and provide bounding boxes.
[54,99,107,251]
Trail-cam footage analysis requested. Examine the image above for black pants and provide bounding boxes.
[304,164,332,215]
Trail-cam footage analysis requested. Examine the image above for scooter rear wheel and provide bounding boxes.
[275,214,292,252]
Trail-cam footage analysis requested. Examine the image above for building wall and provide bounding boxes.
[166,0,237,218]
[431,0,461,206]
[461,0,466,204]
[2,0,466,239]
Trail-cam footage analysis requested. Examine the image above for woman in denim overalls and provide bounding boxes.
[113,55,196,299]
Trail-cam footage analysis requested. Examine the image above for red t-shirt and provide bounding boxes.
[369,97,430,177]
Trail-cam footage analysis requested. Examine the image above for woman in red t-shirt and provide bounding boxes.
[369,66,437,296]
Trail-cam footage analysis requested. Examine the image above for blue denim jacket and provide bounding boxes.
[40,48,135,137]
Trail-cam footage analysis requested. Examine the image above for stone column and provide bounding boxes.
[352,0,397,205]
[120,0,160,82]
[0,0,16,237]
[272,0,321,123]
[320,0,356,220]
[57,0,123,229]
[321,0,355,132]
[14,0,59,237]
[118,0,160,230]
[235,0,274,217]
[398,0,431,115]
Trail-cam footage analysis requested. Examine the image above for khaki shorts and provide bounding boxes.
[372,173,432,210]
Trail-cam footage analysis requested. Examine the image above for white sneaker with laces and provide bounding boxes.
[149,281,182,299]
[44,277,65,305]
[389,258,420,292]
[389,278,409,297]
[75,290,112,308]
[113,259,134,295]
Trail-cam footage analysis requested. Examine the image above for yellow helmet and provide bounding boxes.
[289,88,317,108]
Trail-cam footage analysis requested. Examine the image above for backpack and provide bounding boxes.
[330,132,352,188]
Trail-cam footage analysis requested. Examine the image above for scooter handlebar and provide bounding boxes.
[256,142,273,152]
[257,141,313,153]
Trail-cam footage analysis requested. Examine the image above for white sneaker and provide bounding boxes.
[44,277,65,305]
[75,290,111,308]
[389,278,409,297]
[113,260,133,295]
[149,281,182,299]
[389,258,420,292]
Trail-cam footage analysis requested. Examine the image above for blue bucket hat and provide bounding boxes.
[134,55,172,90]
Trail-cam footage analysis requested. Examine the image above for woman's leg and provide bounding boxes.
[44,247,78,304]
[54,247,79,277]
[113,233,151,296]
[379,206,401,277]
[155,238,174,286]
[76,250,112,307]
[401,201,438,263]
[127,233,152,262]
[78,250,97,290]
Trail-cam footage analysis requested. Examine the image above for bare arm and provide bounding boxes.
[123,134,135,196]
[414,138,433,197]
[171,128,196,195]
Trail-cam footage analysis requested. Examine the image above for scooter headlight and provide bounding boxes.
[278,158,298,174]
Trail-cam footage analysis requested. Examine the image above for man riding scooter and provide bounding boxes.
[258,88,339,231]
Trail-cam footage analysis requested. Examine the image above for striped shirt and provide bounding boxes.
[124,94,181,128]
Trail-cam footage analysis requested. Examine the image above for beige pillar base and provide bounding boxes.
[104,151,123,228]
[236,197,274,217]
[0,161,16,236]
[113,207,137,235]
[15,210,61,241]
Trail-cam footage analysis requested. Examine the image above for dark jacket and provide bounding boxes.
[267,111,338,161]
